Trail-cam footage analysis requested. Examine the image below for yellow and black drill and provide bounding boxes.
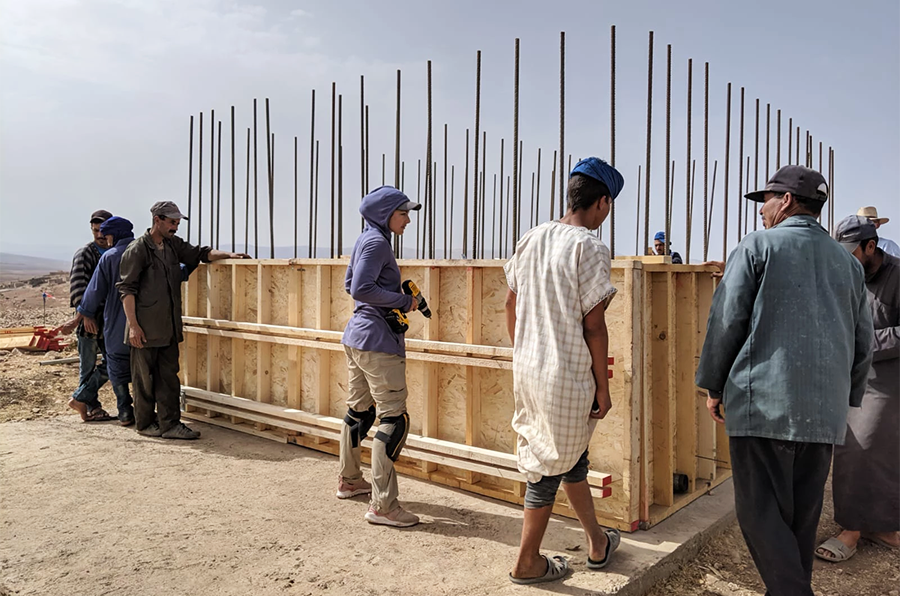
[385,280,431,333]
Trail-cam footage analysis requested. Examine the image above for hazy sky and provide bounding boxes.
[2,0,898,262]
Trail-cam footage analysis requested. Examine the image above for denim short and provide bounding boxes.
[524,450,591,509]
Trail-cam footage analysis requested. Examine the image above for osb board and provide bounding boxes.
[404,359,425,436]
[328,351,347,418]
[480,267,511,347]
[438,267,467,344]
[437,363,467,445]
[329,265,350,333]
[218,337,233,394]
[196,335,208,390]
[267,266,293,327]
[196,270,209,319]
[242,339,258,400]
[300,267,319,329]
[300,347,319,412]
[269,343,290,406]
[478,368,514,452]
[211,264,232,319]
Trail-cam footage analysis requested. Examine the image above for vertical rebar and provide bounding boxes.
[360,76,365,202]
[643,31,654,257]
[314,140,320,257]
[753,98,759,231]
[558,31,565,217]
[685,59,692,260]
[549,151,556,221]
[702,63,709,261]
[338,94,343,257]
[443,123,448,258]
[210,109,215,247]
[473,51,482,259]
[788,117,793,166]
[187,115,194,243]
[518,140,524,241]
[265,99,274,258]
[738,88,744,243]
[416,159,421,259]
[499,137,505,255]
[664,45,672,260]
[231,107,235,251]
[706,160,718,253]
[492,173,498,259]
[481,131,487,259]
[610,24,616,256]
[365,105,370,194]
[216,119,222,250]
[724,83,731,261]
[765,103,771,183]
[293,135,298,257]
[635,165,641,255]
[530,172,535,231]
[745,156,750,235]
[245,128,250,254]
[450,165,455,258]
[253,99,258,257]
[394,70,401,256]
[795,126,800,165]
[199,112,203,248]
[425,60,433,259]
[329,84,336,258]
[535,148,542,227]
[307,90,316,257]
[512,38,520,249]
[463,128,470,258]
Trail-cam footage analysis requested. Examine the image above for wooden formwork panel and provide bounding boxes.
[179,258,727,531]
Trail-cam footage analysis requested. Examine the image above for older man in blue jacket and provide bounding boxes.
[696,166,874,596]
[337,186,421,528]
[77,216,137,426]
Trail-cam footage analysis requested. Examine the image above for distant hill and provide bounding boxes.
[0,253,70,283]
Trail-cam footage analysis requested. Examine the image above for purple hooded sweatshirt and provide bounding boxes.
[341,186,416,357]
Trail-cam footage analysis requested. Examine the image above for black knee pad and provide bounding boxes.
[343,406,376,448]
[374,412,409,462]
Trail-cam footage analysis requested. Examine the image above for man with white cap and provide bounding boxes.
[117,201,248,440]
[696,165,874,596]
[857,206,900,257]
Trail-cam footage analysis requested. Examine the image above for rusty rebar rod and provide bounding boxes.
[702,63,709,261]
[664,45,672,260]
[253,99,258,257]
[472,51,482,259]
[187,115,194,243]
[635,165,641,255]
[776,109,782,169]
[198,111,203,246]
[265,99,274,258]
[245,128,250,254]
[512,38,520,249]
[216,119,222,250]
[765,103,771,183]
[443,123,448,258]
[210,108,215,247]
[463,128,470,258]
[558,31,566,218]
[308,90,316,257]
[394,71,401,256]
[723,83,731,261]
[753,98,759,231]
[535,148,542,227]
[231,107,235,251]
[610,24,617,256]
[685,59,692,260]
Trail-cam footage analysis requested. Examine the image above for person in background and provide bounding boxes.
[695,165,873,596]
[857,206,900,258]
[76,216,137,426]
[653,231,683,263]
[57,209,115,422]
[504,157,624,585]
[117,201,248,440]
[815,215,899,561]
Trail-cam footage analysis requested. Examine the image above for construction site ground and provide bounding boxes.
[1,275,897,596]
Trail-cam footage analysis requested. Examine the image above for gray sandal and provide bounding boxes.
[587,528,621,570]
[815,537,857,562]
[509,555,570,585]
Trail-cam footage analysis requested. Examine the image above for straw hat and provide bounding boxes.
[857,206,889,225]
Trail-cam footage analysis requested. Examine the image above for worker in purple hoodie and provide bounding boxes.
[337,186,421,528]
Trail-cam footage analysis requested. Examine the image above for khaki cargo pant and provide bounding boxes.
[339,346,408,514]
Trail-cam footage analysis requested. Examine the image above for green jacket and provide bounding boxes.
[695,215,873,445]
[117,231,210,348]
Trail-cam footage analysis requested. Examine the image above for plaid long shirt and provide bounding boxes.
[504,221,617,482]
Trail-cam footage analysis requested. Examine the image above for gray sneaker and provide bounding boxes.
[364,505,419,528]
[161,423,201,440]
[137,422,162,437]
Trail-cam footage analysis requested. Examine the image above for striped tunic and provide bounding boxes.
[69,242,102,308]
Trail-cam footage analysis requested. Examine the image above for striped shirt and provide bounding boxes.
[69,241,102,308]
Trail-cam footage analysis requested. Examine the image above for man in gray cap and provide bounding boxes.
[815,215,899,562]
[117,201,249,439]
[695,165,874,596]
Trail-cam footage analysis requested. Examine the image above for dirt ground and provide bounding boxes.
[1,272,898,596]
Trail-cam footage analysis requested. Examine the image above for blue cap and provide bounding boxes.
[654,231,666,243]
[569,157,624,200]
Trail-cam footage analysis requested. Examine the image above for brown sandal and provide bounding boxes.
[85,408,116,422]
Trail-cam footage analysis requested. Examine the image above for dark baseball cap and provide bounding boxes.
[396,200,422,212]
[833,215,878,252]
[745,165,829,203]
[150,201,188,220]
[89,209,113,224]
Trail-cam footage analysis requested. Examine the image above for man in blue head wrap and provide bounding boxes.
[77,216,137,425]
[653,231,683,264]
[503,157,623,584]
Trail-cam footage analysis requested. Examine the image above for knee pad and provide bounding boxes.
[374,412,409,462]
[343,406,376,448]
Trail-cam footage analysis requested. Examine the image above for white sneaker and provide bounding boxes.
[336,476,372,499]
[364,505,419,528]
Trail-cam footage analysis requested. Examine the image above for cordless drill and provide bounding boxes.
[401,280,432,318]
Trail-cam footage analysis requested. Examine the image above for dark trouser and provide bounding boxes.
[131,342,181,433]
[72,335,108,410]
[730,437,833,596]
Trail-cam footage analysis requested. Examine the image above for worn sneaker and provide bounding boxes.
[137,422,162,437]
[160,423,201,440]
[336,477,372,499]
[364,505,419,528]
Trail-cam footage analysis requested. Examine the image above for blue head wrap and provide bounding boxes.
[654,231,666,243]
[569,157,624,200]
[100,216,134,245]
